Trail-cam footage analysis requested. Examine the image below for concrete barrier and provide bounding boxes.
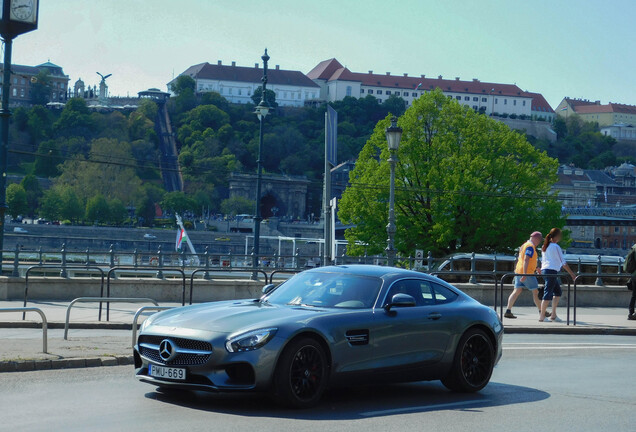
[0,277,631,308]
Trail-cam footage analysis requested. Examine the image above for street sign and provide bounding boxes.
[415,249,424,268]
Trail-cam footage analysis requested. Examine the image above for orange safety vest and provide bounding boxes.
[515,241,538,275]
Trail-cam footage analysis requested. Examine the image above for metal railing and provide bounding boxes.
[571,273,633,326]
[23,265,105,320]
[105,267,185,321]
[131,306,174,346]
[64,297,159,339]
[0,307,47,352]
[188,268,268,305]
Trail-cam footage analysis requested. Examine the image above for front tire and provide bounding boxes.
[442,328,495,392]
[274,337,328,408]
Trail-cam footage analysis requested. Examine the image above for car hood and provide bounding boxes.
[145,300,325,333]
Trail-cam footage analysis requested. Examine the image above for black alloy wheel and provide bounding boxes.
[442,328,495,392]
[274,337,328,408]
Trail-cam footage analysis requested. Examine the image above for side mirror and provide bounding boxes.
[384,293,416,312]
[261,284,276,295]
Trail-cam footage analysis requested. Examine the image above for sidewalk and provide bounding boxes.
[1,301,635,373]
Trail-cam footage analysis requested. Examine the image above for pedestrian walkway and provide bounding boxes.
[1,301,635,372]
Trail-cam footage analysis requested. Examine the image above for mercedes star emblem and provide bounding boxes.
[159,339,176,362]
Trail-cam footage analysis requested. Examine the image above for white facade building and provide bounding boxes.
[601,123,636,142]
[307,59,552,118]
[169,61,319,108]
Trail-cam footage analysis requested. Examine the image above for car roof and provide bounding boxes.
[305,264,425,279]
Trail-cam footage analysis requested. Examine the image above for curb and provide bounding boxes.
[0,355,134,373]
[0,321,132,330]
[504,326,636,336]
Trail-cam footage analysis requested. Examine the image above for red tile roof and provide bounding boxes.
[522,91,554,113]
[181,62,318,88]
[572,102,636,115]
[308,59,531,98]
[306,58,344,80]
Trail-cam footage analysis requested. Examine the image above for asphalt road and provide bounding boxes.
[1,334,635,432]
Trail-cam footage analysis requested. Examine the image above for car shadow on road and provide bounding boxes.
[144,381,550,420]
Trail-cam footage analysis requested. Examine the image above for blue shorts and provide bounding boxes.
[542,269,562,300]
[514,275,539,290]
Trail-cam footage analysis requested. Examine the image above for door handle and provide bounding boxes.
[428,312,442,320]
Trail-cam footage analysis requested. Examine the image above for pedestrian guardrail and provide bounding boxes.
[0,307,47,352]
[571,273,632,326]
[64,297,159,340]
[499,272,573,324]
[188,268,268,305]
[23,265,105,320]
[105,267,185,321]
[131,306,175,346]
[268,269,303,284]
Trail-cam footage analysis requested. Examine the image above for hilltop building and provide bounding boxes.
[0,61,70,107]
[169,60,320,107]
[307,58,554,119]
[556,98,636,127]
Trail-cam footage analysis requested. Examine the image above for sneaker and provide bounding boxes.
[628,314,636,321]
[538,318,550,322]
[550,316,563,322]
[504,310,517,319]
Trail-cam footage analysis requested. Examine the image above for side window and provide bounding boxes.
[417,280,435,305]
[385,279,435,306]
[432,283,459,304]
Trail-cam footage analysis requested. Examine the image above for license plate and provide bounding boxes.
[148,364,186,381]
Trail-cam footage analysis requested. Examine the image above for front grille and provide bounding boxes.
[138,335,213,366]
[138,335,212,351]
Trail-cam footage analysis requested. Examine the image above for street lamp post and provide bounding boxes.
[385,116,402,267]
[252,49,270,272]
[0,1,39,274]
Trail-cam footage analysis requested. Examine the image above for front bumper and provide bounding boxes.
[133,330,286,392]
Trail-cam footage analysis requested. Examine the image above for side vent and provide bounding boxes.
[345,329,369,346]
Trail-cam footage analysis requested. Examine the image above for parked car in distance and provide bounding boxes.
[144,234,157,240]
[134,265,503,408]
[13,227,28,233]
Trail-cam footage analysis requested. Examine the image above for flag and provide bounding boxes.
[415,83,422,90]
[560,106,568,111]
[326,105,338,166]
[604,189,608,203]
[176,227,187,251]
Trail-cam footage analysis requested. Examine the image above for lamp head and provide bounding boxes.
[385,116,402,151]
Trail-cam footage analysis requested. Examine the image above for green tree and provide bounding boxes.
[54,97,95,138]
[338,89,564,256]
[160,191,197,215]
[382,95,407,117]
[220,196,254,217]
[6,184,28,218]
[251,88,278,108]
[20,174,42,217]
[58,186,84,223]
[170,75,197,114]
[85,194,110,224]
[108,198,128,225]
[33,140,62,177]
[30,69,52,105]
[39,188,63,221]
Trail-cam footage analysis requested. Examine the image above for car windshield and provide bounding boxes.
[265,272,382,309]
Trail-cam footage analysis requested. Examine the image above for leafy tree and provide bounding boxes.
[20,174,42,217]
[170,75,197,114]
[30,69,52,105]
[200,91,230,112]
[160,191,197,215]
[39,188,63,221]
[27,105,52,142]
[108,198,128,225]
[85,194,110,224]
[338,89,564,256]
[58,186,84,223]
[220,196,254,217]
[382,95,407,117]
[33,140,62,177]
[251,88,278,108]
[137,196,156,227]
[54,98,95,138]
[6,183,28,217]
[170,75,195,95]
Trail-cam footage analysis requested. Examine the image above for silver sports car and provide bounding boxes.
[134,265,503,407]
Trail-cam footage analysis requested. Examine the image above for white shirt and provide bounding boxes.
[541,243,567,271]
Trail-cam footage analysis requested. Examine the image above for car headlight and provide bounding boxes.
[140,316,153,332]
[225,328,277,353]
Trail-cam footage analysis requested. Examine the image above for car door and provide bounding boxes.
[370,278,452,369]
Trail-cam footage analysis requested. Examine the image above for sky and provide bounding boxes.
[10,0,636,109]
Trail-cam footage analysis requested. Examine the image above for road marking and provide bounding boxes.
[360,399,487,417]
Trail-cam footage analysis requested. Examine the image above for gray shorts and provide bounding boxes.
[514,275,539,290]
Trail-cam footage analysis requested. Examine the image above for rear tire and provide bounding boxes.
[442,328,495,392]
[274,337,328,408]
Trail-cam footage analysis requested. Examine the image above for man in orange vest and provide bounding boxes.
[505,231,548,319]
